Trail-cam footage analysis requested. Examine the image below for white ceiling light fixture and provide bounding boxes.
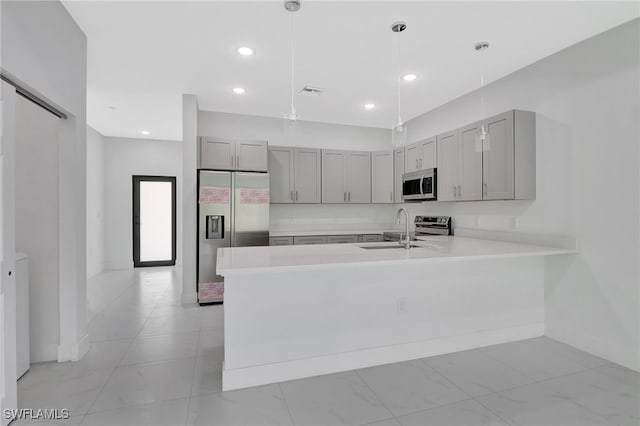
[283,0,301,139]
[403,74,417,82]
[233,87,246,94]
[475,41,490,152]
[141,130,150,135]
[237,46,254,56]
[391,21,408,148]
[364,103,376,110]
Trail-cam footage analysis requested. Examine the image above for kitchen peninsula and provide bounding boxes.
[218,235,576,391]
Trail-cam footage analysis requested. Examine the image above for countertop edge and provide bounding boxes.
[218,247,577,276]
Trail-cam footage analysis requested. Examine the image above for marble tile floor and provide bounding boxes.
[15,267,639,426]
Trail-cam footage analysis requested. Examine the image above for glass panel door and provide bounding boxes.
[133,176,176,267]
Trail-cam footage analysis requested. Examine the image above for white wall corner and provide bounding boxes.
[182,94,199,306]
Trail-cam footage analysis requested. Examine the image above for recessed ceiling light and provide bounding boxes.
[233,87,246,95]
[141,130,150,135]
[237,47,254,56]
[108,105,116,110]
[364,103,376,110]
[403,74,417,81]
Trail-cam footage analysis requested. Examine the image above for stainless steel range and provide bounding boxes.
[414,215,452,236]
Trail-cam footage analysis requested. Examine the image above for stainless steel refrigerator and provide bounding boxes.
[197,170,270,304]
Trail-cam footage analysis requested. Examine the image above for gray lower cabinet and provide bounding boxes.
[269,236,294,246]
[360,234,383,242]
[293,236,327,245]
[326,235,359,244]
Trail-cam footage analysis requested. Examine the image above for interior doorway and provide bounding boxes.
[132,176,177,267]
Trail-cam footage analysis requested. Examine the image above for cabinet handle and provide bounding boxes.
[348,192,351,202]
[419,158,422,168]
[458,185,462,198]
[390,191,393,201]
[483,183,488,196]
[295,191,298,201]
[290,190,294,201]
[453,185,457,198]
[415,159,418,169]
[344,192,346,202]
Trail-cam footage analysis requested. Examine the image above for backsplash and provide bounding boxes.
[270,204,401,232]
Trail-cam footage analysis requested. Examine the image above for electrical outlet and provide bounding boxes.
[396,298,406,314]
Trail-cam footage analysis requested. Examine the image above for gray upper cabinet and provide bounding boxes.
[458,122,483,201]
[322,149,371,203]
[200,137,235,170]
[268,146,321,203]
[435,109,536,202]
[200,137,267,172]
[322,150,348,203]
[268,147,294,203]
[436,130,458,202]
[371,150,393,204]
[405,142,420,173]
[237,140,268,172]
[483,111,514,200]
[346,151,371,203]
[405,137,437,173]
[394,148,405,203]
[420,138,437,169]
[294,148,321,203]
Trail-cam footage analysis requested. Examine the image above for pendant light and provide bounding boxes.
[283,0,301,140]
[475,41,490,152]
[391,21,407,148]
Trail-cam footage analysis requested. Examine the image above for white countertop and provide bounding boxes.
[217,236,576,275]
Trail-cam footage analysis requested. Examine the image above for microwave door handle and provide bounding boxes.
[419,176,425,195]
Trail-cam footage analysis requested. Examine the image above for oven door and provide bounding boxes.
[402,173,424,201]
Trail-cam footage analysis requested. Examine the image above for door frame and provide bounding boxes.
[132,175,177,268]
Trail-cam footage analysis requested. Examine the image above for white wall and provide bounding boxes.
[104,137,183,270]
[87,126,104,278]
[405,20,640,370]
[198,110,398,231]
[1,0,88,362]
[182,95,199,304]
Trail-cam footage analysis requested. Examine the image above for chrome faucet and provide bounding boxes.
[396,207,411,249]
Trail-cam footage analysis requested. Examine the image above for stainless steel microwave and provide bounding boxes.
[402,169,437,201]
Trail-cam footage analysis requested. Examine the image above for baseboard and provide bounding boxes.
[182,290,197,304]
[223,322,544,391]
[545,325,640,372]
[72,333,90,361]
[31,343,58,363]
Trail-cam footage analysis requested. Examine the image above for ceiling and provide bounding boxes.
[62,1,639,141]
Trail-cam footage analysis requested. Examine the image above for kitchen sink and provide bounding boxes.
[359,243,421,250]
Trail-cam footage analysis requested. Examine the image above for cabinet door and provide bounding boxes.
[200,137,234,170]
[347,151,371,203]
[371,151,394,204]
[269,236,293,246]
[322,150,347,203]
[268,147,294,203]
[394,148,405,203]
[360,234,383,242]
[326,235,359,244]
[420,137,437,169]
[405,142,420,173]
[483,111,515,200]
[294,148,321,203]
[293,236,327,245]
[457,122,483,201]
[437,130,458,201]
[237,140,268,172]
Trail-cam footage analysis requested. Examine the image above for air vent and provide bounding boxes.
[300,86,324,96]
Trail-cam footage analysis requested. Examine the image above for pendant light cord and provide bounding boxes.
[396,30,402,126]
[480,47,485,129]
[290,11,296,116]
